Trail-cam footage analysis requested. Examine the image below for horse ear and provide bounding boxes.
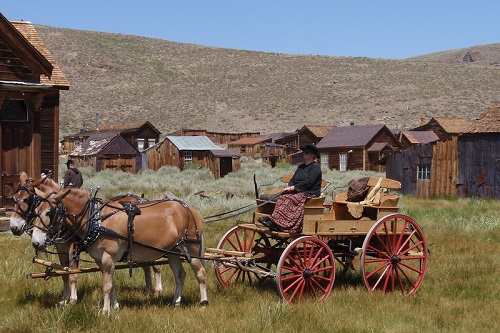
[54,189,71,202]
[20,171,28,184]
[34,187,45,197]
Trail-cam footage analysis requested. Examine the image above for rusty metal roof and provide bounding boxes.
[10,20,69,88]
[466,102,500,133]
[70,133,118,156]
[401,131,439,144]
[167,136,222,150]
[228,137,272,145]
[317,124,386,148]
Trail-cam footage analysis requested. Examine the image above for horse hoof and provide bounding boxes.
[200,300,209,307]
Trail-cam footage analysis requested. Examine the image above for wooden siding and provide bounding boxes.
[176,129,260,145]
[207,154,241,179]
[430,136,458,197]
[456,134,500,198]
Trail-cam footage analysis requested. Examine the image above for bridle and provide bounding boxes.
[12,182,40,235]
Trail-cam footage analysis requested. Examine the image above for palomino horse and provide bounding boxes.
[33,188,207,314]
[10,172,162,305]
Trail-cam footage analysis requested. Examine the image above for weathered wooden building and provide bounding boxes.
[69,133,141,173]
[412,117,473,139]
[172,128,260,145]
[275,124,334,162]
[144,135,241,178]
[61,121,160,153]
[260,142,285,167]
[0,15,69,208]
[387,103,500,198]
[317,124,401,172]
[227,136,272,157]
[398,130,439,150]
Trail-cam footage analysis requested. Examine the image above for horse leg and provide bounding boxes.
[56,242,78,305]
[188,257,208,307]
[152,265,163,293]
[98,252,118,314]
[142,266,153,292]
[167,253,185,307]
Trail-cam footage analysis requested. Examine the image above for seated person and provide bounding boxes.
[258,144,322,233]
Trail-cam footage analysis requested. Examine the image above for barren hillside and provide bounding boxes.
[34,25,500,138]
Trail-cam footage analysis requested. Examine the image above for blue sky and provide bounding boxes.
[2,1,499,59]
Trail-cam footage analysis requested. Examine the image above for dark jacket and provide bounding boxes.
[63,168,83,188]
[289,161,322,197]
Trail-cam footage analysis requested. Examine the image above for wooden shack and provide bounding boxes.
[275,124,334,162]
[69,133,141,173]
[317,124,401,171]
[144,136,241,178]
[386,102,500,198]
[0,15,69,208]
[207,149,241,179]
[398,130,439,150]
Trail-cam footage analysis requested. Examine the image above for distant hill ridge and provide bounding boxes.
[33,25,500,138]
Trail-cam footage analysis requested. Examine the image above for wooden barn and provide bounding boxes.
[260,142,285,167]
[227,136,272,157]
[0,15,69,209]
[386,102,500,198]
[69,133,141,173]
[316,124,402,171]
[61,121,160,153]
[144,135,241,178]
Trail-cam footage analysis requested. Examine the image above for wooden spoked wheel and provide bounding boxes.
[214,226,272,287]
[360,213,429,295]
[276,236,335,303]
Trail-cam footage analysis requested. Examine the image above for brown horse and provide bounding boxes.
[33,187,207,314]
[11,172,162,305]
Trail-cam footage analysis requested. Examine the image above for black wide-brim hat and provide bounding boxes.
[301,144,320,158]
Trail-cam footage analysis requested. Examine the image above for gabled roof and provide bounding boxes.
[167,136,222,150]
[401,130,439,144]
[299,125,335,138]
[317,124,387,148]
[466,102,500,133]
[430,117,472,134]
[6,17,69,88]
[228,137,271,145]
[70,133,139,157]
[98,121,160,134]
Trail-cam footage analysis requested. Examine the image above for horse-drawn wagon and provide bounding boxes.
[213,175,429,303]
[11,172,428,310]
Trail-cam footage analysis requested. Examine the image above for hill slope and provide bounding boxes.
[34,25,500,137]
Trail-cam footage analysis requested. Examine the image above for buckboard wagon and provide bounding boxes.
[213,176,429,303]
[30,176,428,304]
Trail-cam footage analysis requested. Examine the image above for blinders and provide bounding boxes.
[35,197,67,237]
[12,183,39,233]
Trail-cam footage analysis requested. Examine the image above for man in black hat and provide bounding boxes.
[258,144,322,233]
[63,159,83,188]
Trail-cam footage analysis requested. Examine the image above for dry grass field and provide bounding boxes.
[33,25,500,138]
[0,161,499,332]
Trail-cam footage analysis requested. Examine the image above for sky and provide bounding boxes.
[2,1,499,60]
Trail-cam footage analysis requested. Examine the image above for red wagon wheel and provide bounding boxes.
[360,213,428,295]
[276,236,335,303]
[214,226,272,287]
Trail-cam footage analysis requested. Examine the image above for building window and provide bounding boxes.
[184,150,193,163]
[74,139,80,147]
[417,164,431,180]
[148,138,156,148]
[339,153,347,172]
[137,138,145,150]
[320,154,329,169]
